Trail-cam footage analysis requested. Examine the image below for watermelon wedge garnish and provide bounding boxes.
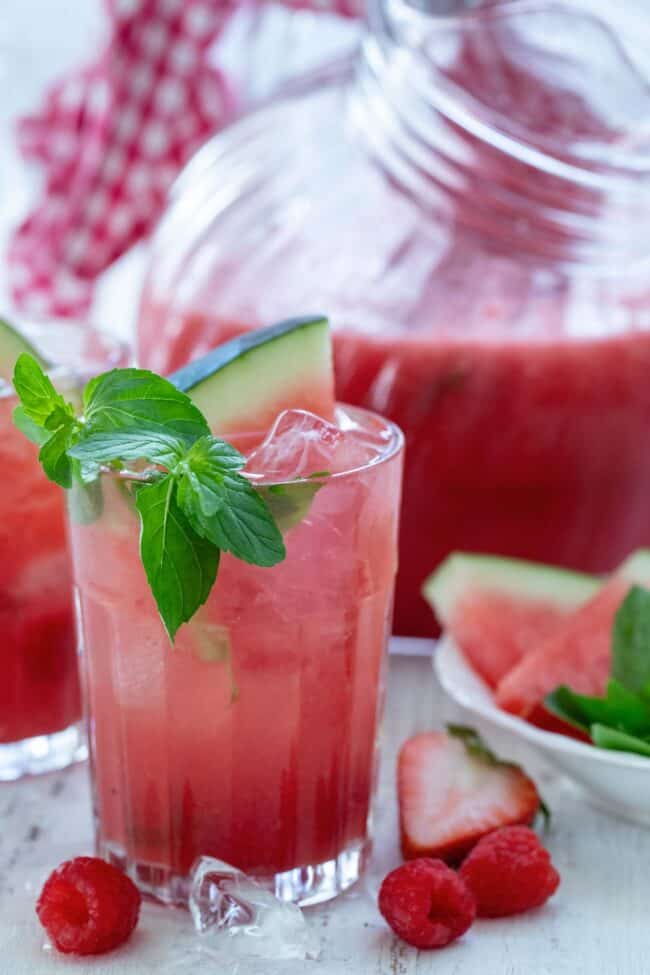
[169,316,335,435]
[0,318,49,384]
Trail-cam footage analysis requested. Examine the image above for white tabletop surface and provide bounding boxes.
[1,7,649,972]
[1,649,648,975]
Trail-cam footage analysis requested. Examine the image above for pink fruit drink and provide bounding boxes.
[68,406,403,905]
[0,390,79,754]
[138,2,650,636]
[0,323,127,780]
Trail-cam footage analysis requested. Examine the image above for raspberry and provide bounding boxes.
[36,857,141,955]
[459,826,560,918]
[378,858,476,949]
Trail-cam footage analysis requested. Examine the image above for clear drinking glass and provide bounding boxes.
[67,405,403,906]
[138,0,650,638]
[0,321,128,780]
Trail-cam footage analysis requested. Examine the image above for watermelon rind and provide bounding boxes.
[0,317,50,385]
[616,550,650,587]
[169,316,333,434]
[424,553,601,626]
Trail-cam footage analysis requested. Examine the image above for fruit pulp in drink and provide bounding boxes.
[69,406,402,898]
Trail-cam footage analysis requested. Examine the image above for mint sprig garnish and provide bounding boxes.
[546,585,650,758]
[13,354,286,641]
[135,477,220,640]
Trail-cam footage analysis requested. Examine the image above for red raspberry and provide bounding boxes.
[36,857,141,955]
[459,826,560,918]
[378,858,476,949]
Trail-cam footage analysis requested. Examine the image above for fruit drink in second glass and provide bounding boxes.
[0,320,127,780]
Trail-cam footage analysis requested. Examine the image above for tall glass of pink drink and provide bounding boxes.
[67,405,403,905]
[0,322,127,780]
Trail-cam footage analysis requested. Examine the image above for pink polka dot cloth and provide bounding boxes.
[8,0,362,318]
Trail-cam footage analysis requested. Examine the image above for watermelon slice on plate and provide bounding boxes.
[497,551,650,718]
[434,634,650,826]
[423,553,599,689]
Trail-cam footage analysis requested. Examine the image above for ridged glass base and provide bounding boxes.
[101,838,370,907]
[0,722,87,781]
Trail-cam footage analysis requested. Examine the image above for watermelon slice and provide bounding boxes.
[496,550,650,718]
[424,554,599,688]
[0,318,49,384]
[169,316,335,434]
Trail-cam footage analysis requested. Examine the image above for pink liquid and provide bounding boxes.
[139,310,650,636]
[137,9,650,635]
[68,407,402,898]
[0,395,80,744]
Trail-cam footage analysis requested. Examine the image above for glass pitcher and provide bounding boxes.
[138,0,650,637]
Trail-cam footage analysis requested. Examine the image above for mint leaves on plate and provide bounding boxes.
[546,586,650,758]
[13,354,286,641]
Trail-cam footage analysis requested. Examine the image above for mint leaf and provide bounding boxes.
[176,436,245,527]
[612,586,650,693]
[178,463,285,567]
[44,403,75,430]
[544,687,591,733]
[12,354,80,487]
[258,481,323,534]
[187,436,246,472]
[70,430,185,469]
[175,435,285,564]
[13,406,50,446]
[135,476,220,641]
[84,368,210,443]
[39,426,74,488]
[13,354,69,425]
[546,585,650,754]
[546,681,650,738]
[82,373,102,409]
[591,724,650,758]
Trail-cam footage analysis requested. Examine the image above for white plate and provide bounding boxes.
[434,635,650,827]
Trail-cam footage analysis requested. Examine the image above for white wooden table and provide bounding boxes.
[1,649,648,975]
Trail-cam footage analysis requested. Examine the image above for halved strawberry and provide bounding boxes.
[398,727,541,864]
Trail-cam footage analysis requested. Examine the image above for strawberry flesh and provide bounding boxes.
[398,732,540,864]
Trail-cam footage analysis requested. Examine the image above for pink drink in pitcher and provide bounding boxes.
[138,2,650,635]
[0,321,127,779]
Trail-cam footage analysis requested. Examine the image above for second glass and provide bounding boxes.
[0,321,127,780]
[68,405,403,906]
